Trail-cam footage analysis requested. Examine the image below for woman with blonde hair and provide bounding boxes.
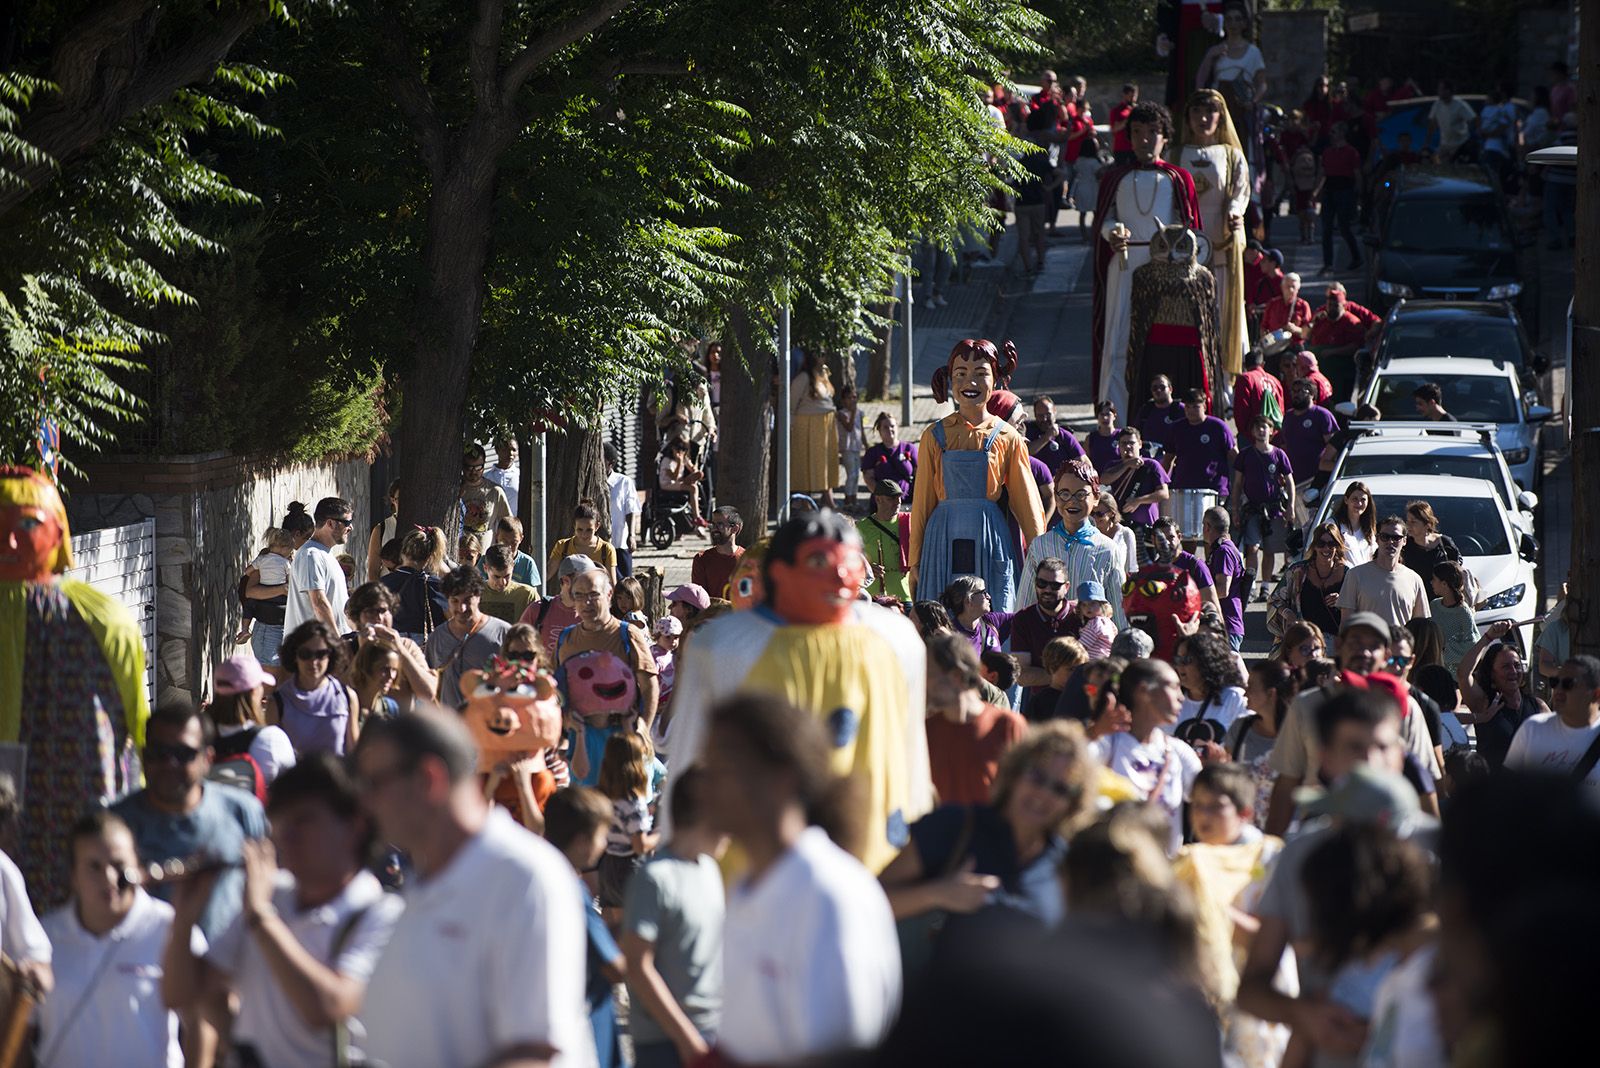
[1176,87,1251,375]
[1265,520,1347,642]
[791,350,839,508]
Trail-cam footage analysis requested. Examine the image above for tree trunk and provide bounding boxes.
[865,299,894,400]
[395,162,499,534]
[546,427,610,542]
[1572,0,1600,657]
[717,304,773,546]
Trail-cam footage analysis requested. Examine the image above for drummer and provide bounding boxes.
[1165,387,1237,546]
[1260,272,1312,343]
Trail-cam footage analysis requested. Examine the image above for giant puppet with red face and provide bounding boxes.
[0,467,149,907]
[462,655,565,827]
[662,511,930,872]
[907,339,1044,614]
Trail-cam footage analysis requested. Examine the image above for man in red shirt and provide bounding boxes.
[690,506,744,599]
[1109,83,1138,164]
[1319,124,1364,272]
[1261,271,1313,340]
[1232,349,1285,437]
[923,633,1026,806]
[1306,283,1381,400]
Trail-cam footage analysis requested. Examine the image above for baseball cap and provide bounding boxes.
[1294,765,1429,829]
[214,653,270,696]
[653,615,683,637]
[667,583,710,611]
[872,479,904,499]
[1076,580,1107,603]
[556,554,599,580]
[1339,611,1391,639]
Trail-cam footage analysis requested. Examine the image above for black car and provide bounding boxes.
[1365,165,1534,327]
[1372,300,1547,379]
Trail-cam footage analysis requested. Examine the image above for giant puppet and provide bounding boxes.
[1127,224,1224,412]
[908,339,1043,614]
[1,467,149,907]
[663,512,930,873]
[1092,102,1202,416]
[1157,0,1227,117]
[1176,88,1251,378]
[462,655,564,827]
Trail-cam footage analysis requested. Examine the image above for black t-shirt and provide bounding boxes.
[1401,535,1461,581]
[1016,151,1056,207]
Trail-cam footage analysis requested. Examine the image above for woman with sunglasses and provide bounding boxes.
[881,721,1096,941]
[266,621,360,757]
[940,576,1002,655]
[1265,521,1347,643]
[1268,620,1324,691]
[1388,625,1447,780]
[1457,620,1548,770]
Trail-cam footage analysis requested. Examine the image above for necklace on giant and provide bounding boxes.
[1132,168,1160,218]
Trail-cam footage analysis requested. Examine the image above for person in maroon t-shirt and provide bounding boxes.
[923,633,1027,805]
[1319,124,1364,272]
[1109,83,1138,164]
[1306,283,1381,400]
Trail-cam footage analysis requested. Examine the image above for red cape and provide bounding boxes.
[1090,161,1202,401]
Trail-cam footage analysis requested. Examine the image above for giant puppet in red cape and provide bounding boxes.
[1091,102,1202,417]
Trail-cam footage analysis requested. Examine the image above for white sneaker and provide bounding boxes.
[934,294,949,307]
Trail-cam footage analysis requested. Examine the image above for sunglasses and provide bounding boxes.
[1378,532,1405,543]
[1024,765,1077,803]
[144,741,201,765]
[330,517,354,528]
[1314,540,1337,549]
[1035,579,1066,590]
[297,647,332,662]
[1389,655,1412,669]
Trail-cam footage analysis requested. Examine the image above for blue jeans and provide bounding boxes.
[251,623,284,667]
[617,547,634,578]
[1228,633,1243,651]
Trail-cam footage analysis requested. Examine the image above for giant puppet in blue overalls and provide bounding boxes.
[907,340,1046,613]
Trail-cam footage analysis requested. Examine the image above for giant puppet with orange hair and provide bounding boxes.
[1,467,149,907]
[908,339,1044,613]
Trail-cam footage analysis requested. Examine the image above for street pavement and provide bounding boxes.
[638,195,1575,655]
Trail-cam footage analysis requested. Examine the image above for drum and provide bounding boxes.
[1174,488,1219,539]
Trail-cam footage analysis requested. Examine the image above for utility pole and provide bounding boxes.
[1572,0,1600,655]
[777,304,792,525]
[901,255,915,428]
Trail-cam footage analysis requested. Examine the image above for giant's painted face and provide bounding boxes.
[769,536,866,626]
[464,661,563,770]
[564,650,637,714]
[730,552,765,611]
[0,505,61,583]
[948,355,995,415]
[1122,564,1201,662]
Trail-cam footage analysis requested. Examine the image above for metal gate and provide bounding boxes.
[67,519,157,708]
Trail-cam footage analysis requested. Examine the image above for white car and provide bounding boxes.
[1320,422,1538,537]
[1306,474,1539,659]
[1357,357,1553,489]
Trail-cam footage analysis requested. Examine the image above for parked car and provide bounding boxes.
[1364,165,1534,326]
[1373,300,1546,377]
[1320,422,1537,537]
[1305,474,1538,659]
[1357,357,1552,489]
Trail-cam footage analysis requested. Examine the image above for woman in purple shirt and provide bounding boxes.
[1085,400,1122,473]
[863,411,919,497]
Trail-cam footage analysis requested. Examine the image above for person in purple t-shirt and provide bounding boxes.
[1202,506,1247,649]
[1025,395,1087,476]
[1102,427,1170,531]
[1085,400,1122,473]
[1151,516,1218,611]
[1274,378,1338,502]
[1167,388,1238,498]
[1232,415,1295,591]
[1133,375,1187,466]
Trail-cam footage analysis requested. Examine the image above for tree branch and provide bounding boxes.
[468,0,506,110]
[365,8,449,179]
[614,59,696,78]
[499,0,635,107]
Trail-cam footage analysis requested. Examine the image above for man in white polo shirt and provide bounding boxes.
[163,753,404,1068]
[37,810,204,1068]
[354,706,594,1068]
[285,496,354,633]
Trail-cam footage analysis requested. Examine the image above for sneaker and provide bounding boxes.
[934,294,949,308]
[923,297,937,311]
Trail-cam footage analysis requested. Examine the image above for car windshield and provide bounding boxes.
[1343,453,1510,507]
[1383,319,1524,363]
[1384,197,1507,252]
[1353,493,1511,557]
[1373,374,1519,422]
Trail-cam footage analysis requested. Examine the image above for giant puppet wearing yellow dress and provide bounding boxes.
[0,467,149,907]
[663,512,930,872]
[908,339,1044,614]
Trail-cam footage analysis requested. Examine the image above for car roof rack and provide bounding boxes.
[1347,421,1498,448]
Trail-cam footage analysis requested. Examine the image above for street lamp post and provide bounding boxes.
[778,303,792,525]
[901,255,914,428]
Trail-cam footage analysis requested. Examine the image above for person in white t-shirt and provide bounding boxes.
[0,775,52,995]
[285,496,355,634]
[37,810,203,1068]
[1089,658,1203,856]
[163,753,403,1068]
[702,692,901,1064]
[353,706,593,1068]
[604,443,639,578]
[1426,80,1477,162]
[1505,655,1600,789]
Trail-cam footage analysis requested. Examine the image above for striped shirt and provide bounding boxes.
[1016,522,1127,630]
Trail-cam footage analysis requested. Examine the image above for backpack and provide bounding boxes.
[209,727,268,804]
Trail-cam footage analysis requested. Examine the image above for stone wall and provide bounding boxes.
[1262,10,1328,115]
[65,454,370,705]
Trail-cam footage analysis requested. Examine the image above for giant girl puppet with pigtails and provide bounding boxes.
[908,339,1044,613]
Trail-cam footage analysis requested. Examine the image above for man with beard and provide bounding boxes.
[1091,102,1202,414]
[1017,459,1127,631]
[1275,378,1338,512]
[994,557,1081,718]
[1149,516,1218,612]
[691,506,744,600]
[425,566,512,708]
[557,567,660,785]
